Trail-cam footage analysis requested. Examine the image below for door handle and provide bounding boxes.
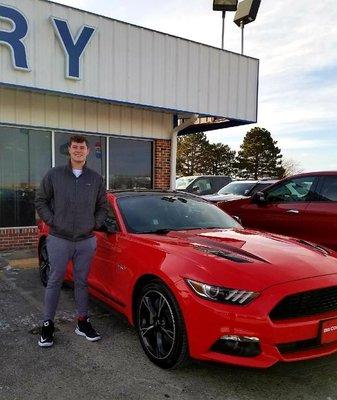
[286,209,299,214]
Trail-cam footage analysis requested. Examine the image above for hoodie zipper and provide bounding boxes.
[73,176,79,236]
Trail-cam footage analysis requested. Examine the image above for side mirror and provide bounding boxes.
[252,191,267,204]
[100,217,118,233]
[232,215,243,225]
[192,186,200,194]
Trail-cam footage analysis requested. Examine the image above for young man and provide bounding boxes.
[35,135,108,347]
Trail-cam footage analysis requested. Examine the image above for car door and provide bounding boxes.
[88,203,119,302]
[235,176,318,239]
[304,175,337,250]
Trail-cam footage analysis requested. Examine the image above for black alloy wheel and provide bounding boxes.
[39,240,50,287]
[136,281,189,369]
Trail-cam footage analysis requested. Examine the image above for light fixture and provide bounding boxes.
[213,0,238,12]
[233,0,261,54]
[212,0,239,49]
[234,0,261,26]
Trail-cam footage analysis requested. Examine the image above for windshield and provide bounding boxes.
[176,177,196,189]
[117,194,240,234]
[218,182,256,196]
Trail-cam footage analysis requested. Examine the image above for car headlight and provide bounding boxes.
[186,279,259,305]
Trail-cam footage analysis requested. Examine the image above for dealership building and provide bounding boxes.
[0,0,259,250]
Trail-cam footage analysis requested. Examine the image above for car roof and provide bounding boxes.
[256,180,278,184]
[226,180,258,184]
[226,179,277,184]
[107,189,203,199]
[286,171,337,178]
[177,175,230,179]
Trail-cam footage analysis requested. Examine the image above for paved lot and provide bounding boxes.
[1,254,337,400]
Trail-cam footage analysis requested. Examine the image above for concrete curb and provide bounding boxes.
[9,258,38,269]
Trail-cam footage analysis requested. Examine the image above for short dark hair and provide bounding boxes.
[68,135,89,147]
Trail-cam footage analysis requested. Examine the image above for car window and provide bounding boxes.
[219,182,256,196]
[319,176,337,202]
[176,177,196,190]
[192,178,212,194]
[107,203,117,220]
[249,182,273,195]
[96,202,119,232]
[117,195,240,233]
[213,177,231,191]
[265,177,315,203]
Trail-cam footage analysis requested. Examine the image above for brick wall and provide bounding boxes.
[154,139,171,190]
[0,227,38,251]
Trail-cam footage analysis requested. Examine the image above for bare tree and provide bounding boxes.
[282,158,304,177]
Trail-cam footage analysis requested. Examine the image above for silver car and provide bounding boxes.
[202,180,277,203]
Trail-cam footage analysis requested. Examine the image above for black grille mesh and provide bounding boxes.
[270,286,337,320]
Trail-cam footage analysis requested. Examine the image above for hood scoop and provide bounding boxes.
[297,239,331,256]
[193,244,252,264]
[190,236,270,264]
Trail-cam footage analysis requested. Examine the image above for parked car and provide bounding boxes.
[176,175,231,196]
[218,171,337,251]
[202,179,277,203]
[38,190,337,369]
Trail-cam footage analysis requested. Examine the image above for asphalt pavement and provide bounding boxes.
[1,251,337,400]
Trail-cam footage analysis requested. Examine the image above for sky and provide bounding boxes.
[53,0,337,172]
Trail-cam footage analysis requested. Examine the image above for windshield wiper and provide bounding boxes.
[177,227,223,231]
[161,196,188,203]
[139,229,172,235]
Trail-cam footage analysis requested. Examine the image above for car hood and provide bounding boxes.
[202,194,248,202]
[137,229,337,291]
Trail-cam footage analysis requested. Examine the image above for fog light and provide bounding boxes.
[211,335,261,357]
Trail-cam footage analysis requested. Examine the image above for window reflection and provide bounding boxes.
[0,127,51,227]
[55,133,106,179]
[0,129,154,228]
[109,137,153,190]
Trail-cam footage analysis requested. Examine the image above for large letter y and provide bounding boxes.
[51,17,96,80]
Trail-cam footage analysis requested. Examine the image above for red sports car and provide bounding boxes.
[38,191,337,369]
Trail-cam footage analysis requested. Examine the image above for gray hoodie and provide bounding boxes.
[35,164,108,241]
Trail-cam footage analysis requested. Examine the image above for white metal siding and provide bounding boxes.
[0,87,172,139]
[0,0,258,122]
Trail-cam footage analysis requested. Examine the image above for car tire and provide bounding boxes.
[39,240,50,287]
[136,280,189,369]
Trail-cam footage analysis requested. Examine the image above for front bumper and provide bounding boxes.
[176,274,337,368]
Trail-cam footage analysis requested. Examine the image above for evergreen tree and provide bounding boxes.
[204,143,236,175]
[235,127,285,179]
[177,133,235,176]
[177,133,210,175]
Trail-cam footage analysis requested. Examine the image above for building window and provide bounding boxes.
[0,128,154,228]
[55,133,106,179]
[109,137,153,190]
[0,127,51,227]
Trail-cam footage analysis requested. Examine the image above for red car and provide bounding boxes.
[218,171,337,251]
[38,191,337,369]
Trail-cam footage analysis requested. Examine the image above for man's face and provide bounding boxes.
[68,141,90,164]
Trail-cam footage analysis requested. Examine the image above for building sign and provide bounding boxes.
[0,0,258,122]
[0,4,96,80]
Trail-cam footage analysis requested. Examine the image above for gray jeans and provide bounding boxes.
[44,235,97,321]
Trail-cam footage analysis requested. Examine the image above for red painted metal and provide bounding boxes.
[38,190,337,368]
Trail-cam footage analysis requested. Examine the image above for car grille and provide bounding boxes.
[270,286,337,320]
